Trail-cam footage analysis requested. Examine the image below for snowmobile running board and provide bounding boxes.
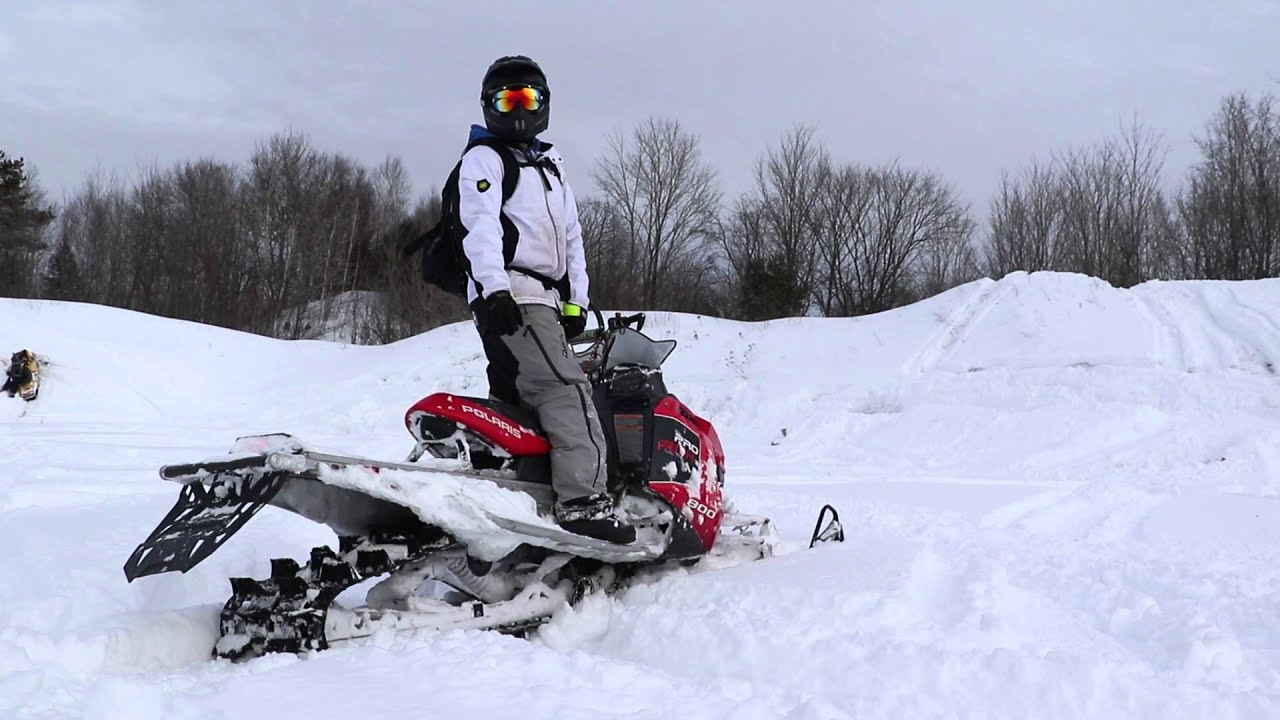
[322,582,577,650]
[157,448,557,509]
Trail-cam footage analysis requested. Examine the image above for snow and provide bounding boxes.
[3,270,1280,719]
[273,290,387,344]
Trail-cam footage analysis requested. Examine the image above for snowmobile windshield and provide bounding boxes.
[604,328,676,372]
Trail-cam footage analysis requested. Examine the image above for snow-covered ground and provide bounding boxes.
[3,271,1280,719]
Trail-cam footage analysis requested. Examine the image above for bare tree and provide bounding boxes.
[814,164,973,316]
[985,161,1063,277]
[49,131,416,341]
[1054,120,1169,287]
[983,120,1172,287]
[124,164,174,312]
[812,166,871,316]
[717,126,832,319]
[913,207,979,299]
[232,132,394,338]
[354,157,421,343]
[718,195,777,319]
[718,195,768,284]
[169,159,249,327]
[59,172,131,308]
[590,117,721,310]
[362,192,470,344]
[576,195,638,310]
[1177,92,1280,280]
[751,125,830,313]
[240,131,321,336]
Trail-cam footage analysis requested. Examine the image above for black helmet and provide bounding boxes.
[481,55,550,143]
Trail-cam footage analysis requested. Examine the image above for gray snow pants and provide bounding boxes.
[477,303,608,502]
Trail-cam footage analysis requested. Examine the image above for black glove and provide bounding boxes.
[560,303,587,339]
[475,291,524,336]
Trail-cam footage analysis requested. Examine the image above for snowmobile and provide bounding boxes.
[123,311,844,661]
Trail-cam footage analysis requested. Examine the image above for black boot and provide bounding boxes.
[555,493,636,544]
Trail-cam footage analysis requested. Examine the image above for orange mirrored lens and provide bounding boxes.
[492,86,543,113]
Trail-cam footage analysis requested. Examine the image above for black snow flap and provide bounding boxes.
[123,469,289,581]
[808,504,845,548]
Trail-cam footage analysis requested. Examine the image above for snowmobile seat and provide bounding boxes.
[404,393,554,487]
[406,393,550,457]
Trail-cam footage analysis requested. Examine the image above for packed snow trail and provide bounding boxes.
[2,271,1280,719]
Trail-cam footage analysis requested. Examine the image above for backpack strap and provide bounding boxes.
[455,138,523,296]
[406,136,563,300]
[494,143,569,300]
[402,137,529,258]
[509,266,570,302]
[464,137,520,203]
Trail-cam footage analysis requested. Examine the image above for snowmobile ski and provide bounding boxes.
[809,504,845,548]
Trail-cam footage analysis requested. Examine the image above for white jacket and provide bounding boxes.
[457,139,590,311]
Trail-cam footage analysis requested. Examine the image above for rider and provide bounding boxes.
[458,55,634,544]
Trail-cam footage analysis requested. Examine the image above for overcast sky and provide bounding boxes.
[2,0,1277,213]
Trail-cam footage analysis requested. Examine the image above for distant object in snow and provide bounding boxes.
[2,349,40,401]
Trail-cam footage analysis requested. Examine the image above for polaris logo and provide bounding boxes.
[462,404,531,439]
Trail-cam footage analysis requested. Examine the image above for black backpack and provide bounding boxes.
[407,137,520,299]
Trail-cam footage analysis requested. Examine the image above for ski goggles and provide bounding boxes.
[488,85,546,113]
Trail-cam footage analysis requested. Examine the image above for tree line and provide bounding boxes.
[2,90,1277,343]
[985,95,1280,286]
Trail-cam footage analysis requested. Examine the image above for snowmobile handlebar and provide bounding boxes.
[572,308,646,346]
[570,309,652,375]
[607,312,646,332]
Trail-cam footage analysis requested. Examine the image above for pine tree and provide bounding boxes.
[0,150,56,297]
[738,254,808,321]
[44,236,84,301]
